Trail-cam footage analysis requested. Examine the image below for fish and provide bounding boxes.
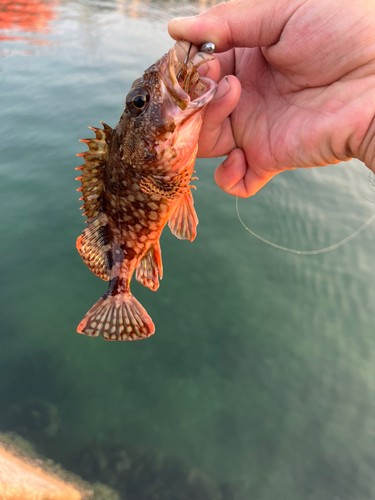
[75,46,217,341]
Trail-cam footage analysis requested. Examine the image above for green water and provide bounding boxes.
[1,1,375,498]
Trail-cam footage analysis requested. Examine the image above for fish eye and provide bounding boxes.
[126,87,150,115]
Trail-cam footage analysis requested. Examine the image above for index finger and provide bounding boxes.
[168,0,304,52]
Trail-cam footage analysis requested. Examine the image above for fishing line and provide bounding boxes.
[236,196,375,255]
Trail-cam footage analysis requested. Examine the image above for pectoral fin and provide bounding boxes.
[76,215,110,281]
[136,242,163,291]
[139,170,191,200]
[168,190,198,241]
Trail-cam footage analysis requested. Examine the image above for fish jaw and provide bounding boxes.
[161,48,218,113]
[148,50,217,175]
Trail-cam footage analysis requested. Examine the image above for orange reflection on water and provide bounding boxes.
[0,0,58,39]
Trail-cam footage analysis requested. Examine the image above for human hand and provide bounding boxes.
[169,0,375,197]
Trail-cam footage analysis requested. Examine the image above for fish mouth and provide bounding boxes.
[161,48,217,111]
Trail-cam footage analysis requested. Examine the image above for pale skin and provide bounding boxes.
[168,0,375,197]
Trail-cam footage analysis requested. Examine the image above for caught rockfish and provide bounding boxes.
[76,47,217,341]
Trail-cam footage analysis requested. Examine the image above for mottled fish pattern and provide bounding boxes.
[76,48,217,341]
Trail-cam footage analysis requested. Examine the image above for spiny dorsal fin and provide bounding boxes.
[135,242,163,291]
[168,190,198,241]
[76,122,113,221]
[76,215,110,281]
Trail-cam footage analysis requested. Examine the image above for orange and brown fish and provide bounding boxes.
[75,46,217,341]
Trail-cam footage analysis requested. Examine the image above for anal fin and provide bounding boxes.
[135,242,163,291]
[168,190,198,241]
[76,215,110,281]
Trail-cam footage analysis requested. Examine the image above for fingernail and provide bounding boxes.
[175,41,198,63]
[176,40,189,51]
[214,76,231,100]
[175,41,189,62]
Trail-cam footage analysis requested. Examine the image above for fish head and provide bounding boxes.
[116,48,218,174]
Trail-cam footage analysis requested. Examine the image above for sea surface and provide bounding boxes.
[1,1,375,499]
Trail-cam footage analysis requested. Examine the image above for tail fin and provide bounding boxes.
[77,293,154,341]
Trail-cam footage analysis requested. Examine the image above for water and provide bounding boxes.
[1,1,375,498]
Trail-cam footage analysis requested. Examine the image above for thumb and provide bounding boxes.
[168,0,305,51]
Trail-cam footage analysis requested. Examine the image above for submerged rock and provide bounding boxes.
[0,432,120,500]
[4,398,61,446]
[72,442,230,500]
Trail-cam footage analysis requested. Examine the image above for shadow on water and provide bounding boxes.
[71,441,239,500]
[0,388,241,499]
[0,337,243,498]
[0,350,71,470]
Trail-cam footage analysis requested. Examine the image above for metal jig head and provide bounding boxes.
[198,42,216,55]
